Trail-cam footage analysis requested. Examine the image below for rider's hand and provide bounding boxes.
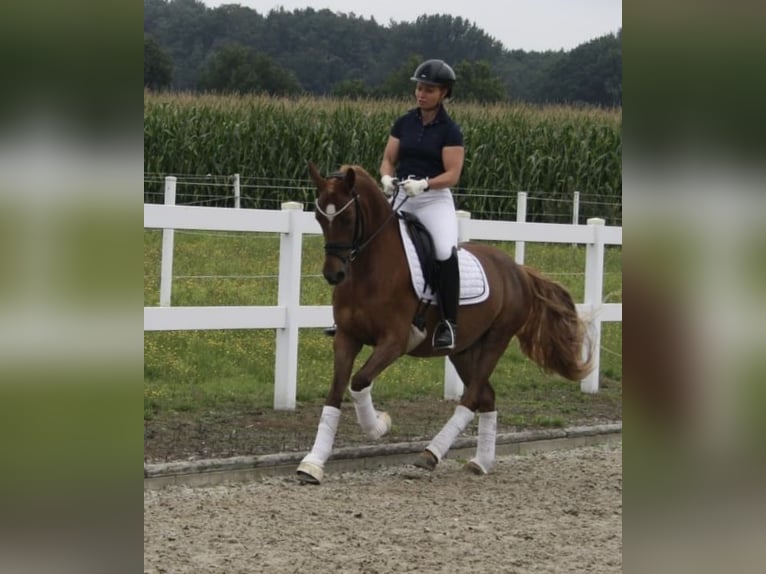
[381,175,398,196]
[402,177,429,197]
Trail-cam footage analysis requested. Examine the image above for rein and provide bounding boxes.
[315,174,406,264]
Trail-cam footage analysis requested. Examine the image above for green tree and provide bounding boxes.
[143,1,620,105]
[453,60,507,102]
[536,31,622,106]
[197,44,302,95]
[144,35,173,90]
[386,15,506,70]
[379,55,422,98]
[144,0,211,89]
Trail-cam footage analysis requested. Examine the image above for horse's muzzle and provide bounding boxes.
[323,268,346,285]
[322,246,353,285]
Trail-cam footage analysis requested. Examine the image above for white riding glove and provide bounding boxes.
[381,175,398,197]
[402,177,429,197]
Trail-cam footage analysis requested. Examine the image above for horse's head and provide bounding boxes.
[309,162,362,285]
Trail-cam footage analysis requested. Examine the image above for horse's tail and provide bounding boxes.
[516,266,594,381]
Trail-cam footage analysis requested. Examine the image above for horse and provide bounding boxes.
[297,163,593,484]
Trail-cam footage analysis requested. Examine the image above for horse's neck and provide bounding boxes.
[358,189,391,237]
[353,197,401,277]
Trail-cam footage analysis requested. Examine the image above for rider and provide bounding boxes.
[380,58,465,350]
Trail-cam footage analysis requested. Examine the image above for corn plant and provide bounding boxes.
[144,92,621,223]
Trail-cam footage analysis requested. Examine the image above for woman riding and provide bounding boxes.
[380,58,465,350]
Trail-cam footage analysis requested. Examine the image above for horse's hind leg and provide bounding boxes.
[452,344,505,475]
[413,403,475,470]
[464,385,497,475]
[415,334,508,473]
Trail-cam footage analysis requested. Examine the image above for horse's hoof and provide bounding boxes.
[368,411,392,440]
[412,450,438,471]
[464,459,489,475]
[296,461,323,484]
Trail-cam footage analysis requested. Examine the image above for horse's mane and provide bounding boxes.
[336,164,392,220]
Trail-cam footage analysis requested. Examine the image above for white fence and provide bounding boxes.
[144,177,622,410]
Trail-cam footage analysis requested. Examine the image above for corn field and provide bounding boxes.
[144,91,621,223]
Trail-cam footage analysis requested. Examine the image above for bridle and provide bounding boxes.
[314,172,403,264]
[315,190,363,264]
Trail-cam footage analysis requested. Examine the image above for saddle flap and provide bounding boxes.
[398,211,438,292]
[397,218,490,305]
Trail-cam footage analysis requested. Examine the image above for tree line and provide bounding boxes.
[144,0,621,107]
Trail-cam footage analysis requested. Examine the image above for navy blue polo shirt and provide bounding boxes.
[391,105,464,180]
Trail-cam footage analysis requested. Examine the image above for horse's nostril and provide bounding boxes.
[324,270,346,285]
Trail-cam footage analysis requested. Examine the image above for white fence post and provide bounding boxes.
[581,218,605,393]
[572,191,580,248]
[233,173,241,209]
[159,176,177,307]
[274,201,304,410]
[443,210,472,400]
[515,191,527,264]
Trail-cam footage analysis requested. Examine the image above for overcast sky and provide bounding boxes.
[200,0,622,52]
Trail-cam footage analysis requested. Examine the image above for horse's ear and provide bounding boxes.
[307,162,324,190]
[344,166,355,191]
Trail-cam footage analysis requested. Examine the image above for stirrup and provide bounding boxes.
[432,321,456,350]
[323,325,337,337]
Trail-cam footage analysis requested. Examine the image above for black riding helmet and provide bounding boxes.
[410,59,456,98]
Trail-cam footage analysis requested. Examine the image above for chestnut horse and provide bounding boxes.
[297,163,592,484]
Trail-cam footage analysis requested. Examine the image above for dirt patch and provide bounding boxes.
[144,396,621,463]
[144,441,622,573]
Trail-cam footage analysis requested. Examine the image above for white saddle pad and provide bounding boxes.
[399,218,489,305]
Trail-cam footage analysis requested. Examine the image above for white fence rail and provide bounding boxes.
[144,182,621,410]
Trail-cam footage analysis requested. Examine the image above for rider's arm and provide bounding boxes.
[380,135,400,178]
[426,145,464,190]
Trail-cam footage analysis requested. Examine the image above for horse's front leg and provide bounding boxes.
[297,332,362,485]
[349,337,405,440]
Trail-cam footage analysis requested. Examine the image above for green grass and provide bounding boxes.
[144,229,621,423]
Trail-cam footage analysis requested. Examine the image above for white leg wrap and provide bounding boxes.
[301,405,341,466]
[468,411,498,474]
[350,386,390,439]
[426,405,475,461]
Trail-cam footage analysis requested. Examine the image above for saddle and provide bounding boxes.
[397,213,489,305]
[397,212,489,351]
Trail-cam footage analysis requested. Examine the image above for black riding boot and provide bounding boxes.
[433,250,459,350]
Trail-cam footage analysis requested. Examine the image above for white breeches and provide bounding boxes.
[397,188,457,260]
